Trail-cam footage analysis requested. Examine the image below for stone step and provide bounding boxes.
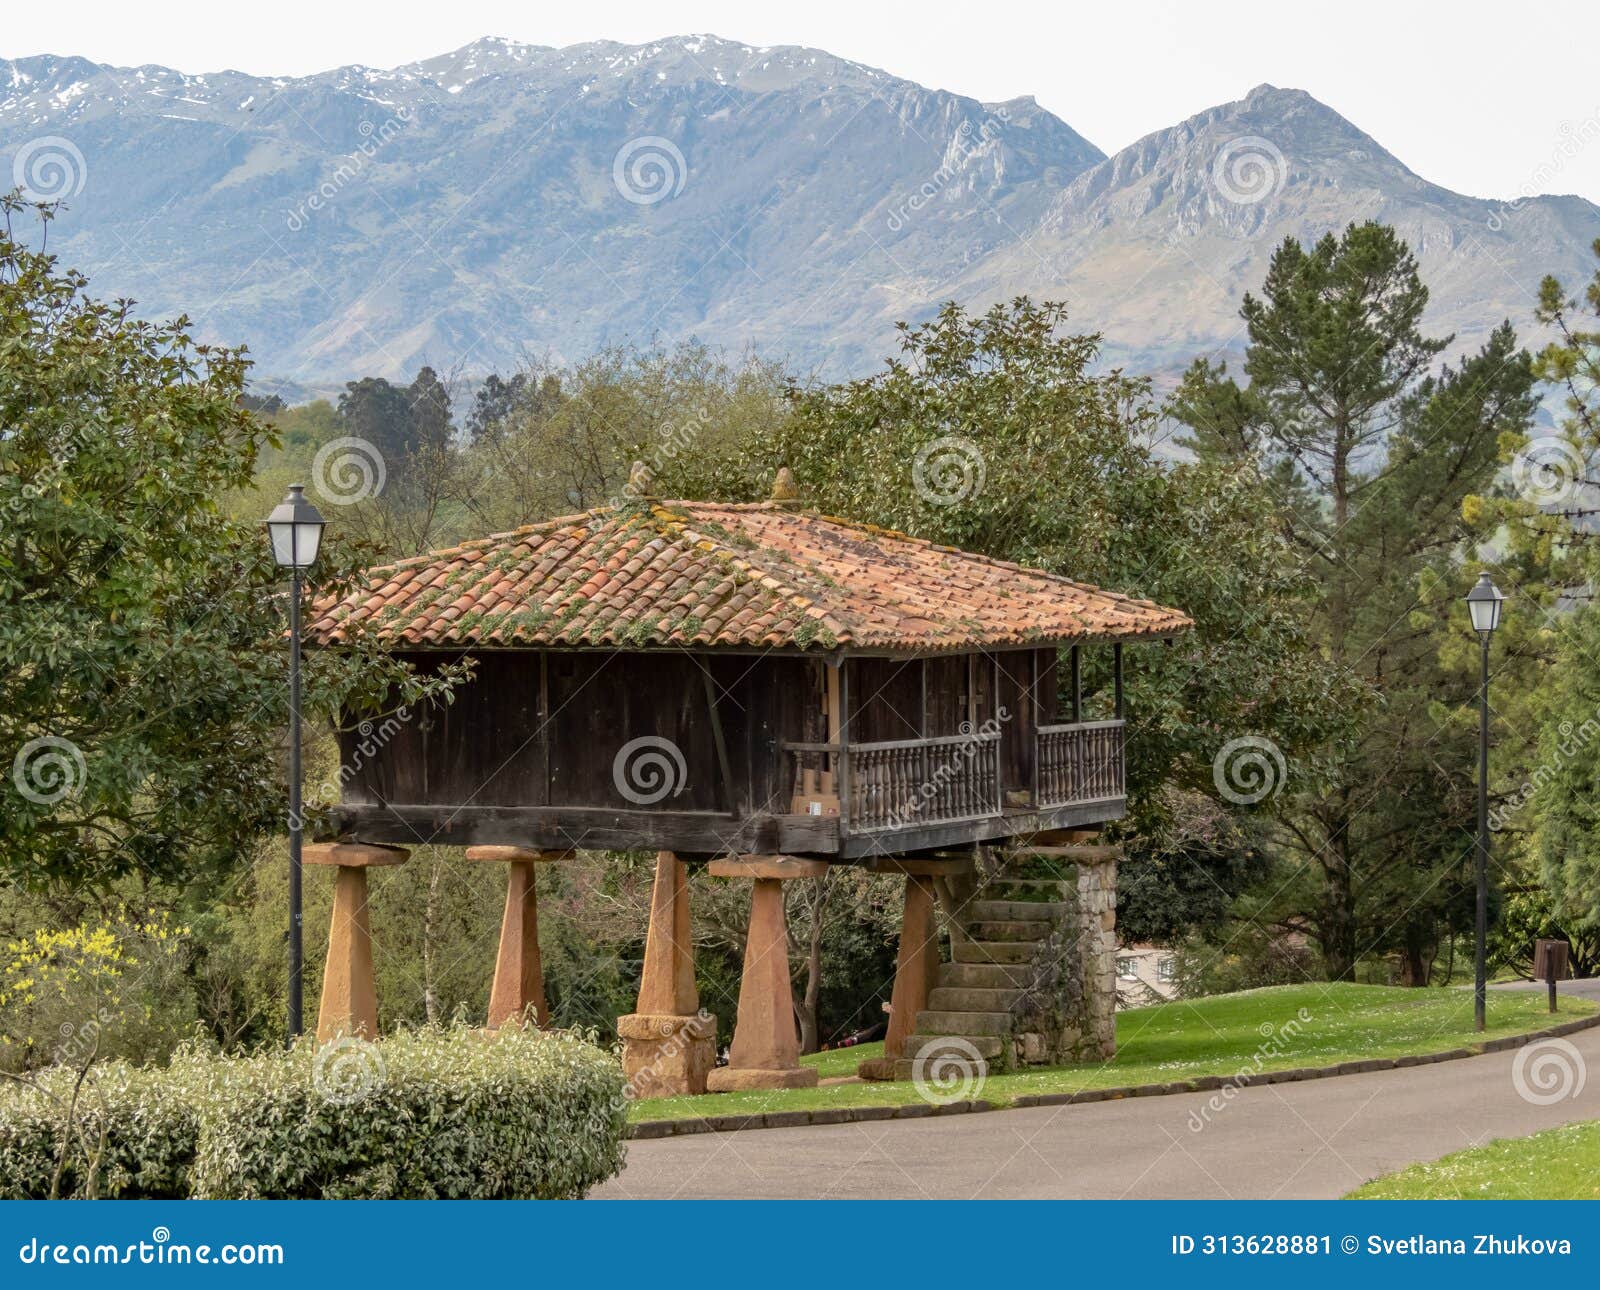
[967,919,1055,942]
[900,1032,1003,1062]
[967,900,1065,922]
[937,961,1034,990]
[914,1009,1013,1037]
[928,986,1020,1013]
[980,879,1072,901]
[952,939,1036,965]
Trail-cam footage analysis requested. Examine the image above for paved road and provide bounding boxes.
[596,1016,1598,1199]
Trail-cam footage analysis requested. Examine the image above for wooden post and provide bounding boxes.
[617,851,716,1097]
[705,855,827,1091]
[466,845,571,1028]
[856,857,956,1081]
[304,843,409,1043]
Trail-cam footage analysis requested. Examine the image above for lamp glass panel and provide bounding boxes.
[295,520,323,567]
[269,522,296,568]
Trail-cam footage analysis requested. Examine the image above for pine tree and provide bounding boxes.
[1173,222,1538,980]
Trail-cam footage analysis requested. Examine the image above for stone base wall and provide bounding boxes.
[1008,851,1118,1066]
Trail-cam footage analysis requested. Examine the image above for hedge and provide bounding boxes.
[0,1057,205,1199]
[0,1027,627,1199]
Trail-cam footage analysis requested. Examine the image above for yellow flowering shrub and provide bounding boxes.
[0,911,196,1072]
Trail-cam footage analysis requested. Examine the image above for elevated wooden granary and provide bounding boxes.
[304,472,1191,1090]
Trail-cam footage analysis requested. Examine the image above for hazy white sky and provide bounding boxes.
[7,0,1597,202]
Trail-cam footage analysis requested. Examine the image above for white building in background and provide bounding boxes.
[1116,942,1180,1004]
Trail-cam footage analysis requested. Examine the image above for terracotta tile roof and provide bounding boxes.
[306,501,1193,652]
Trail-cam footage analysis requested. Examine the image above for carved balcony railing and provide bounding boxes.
[785,732,1002,834]
[1035,719,1125,808]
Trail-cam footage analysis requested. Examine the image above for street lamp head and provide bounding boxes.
[265,484,326,570]
[1464,570,1504,638]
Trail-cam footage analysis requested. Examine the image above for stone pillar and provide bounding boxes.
[705,855,825,1092]
[855,856,963,1081]
[304,843,409,1042]
[466,846,571,1028]
[617,851,716,1097]
[1074,845,1120,1059]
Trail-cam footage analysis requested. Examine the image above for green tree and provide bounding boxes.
[1173,222,1539,980]
[0,197,457,890]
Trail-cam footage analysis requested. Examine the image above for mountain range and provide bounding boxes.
[3,34,1597,397]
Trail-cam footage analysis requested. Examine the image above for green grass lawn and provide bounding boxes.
[630,983,1594,1124]
[1347,1121,1600,1199]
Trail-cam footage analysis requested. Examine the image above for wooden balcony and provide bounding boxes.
[784,718,1124,855]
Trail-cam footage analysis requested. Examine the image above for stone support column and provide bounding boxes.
[304,843,409,1042]
[854,856,967,1081]
[705,855,825,1092]
[465,846,571,1028]
[617,851,716,1097]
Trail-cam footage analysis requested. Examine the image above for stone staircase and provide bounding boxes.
[895,881,1071,1076]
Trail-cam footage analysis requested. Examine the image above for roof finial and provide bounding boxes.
[626,459,657,502]
[769,465,802,508]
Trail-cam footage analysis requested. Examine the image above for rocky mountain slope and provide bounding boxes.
[2,36,1594,393]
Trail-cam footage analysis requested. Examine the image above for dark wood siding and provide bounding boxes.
[339,650,812,819]
[849,658,924,742]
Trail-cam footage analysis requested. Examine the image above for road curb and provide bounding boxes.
[625,1009,1600,1141]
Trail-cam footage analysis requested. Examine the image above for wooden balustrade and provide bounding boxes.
[786,720,1120,834]
[786,733,1001,834]
[1036,719,1125,808]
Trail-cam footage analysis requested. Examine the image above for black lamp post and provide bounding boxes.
[1464,570,1504,1033]
[265,484,326,1040]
